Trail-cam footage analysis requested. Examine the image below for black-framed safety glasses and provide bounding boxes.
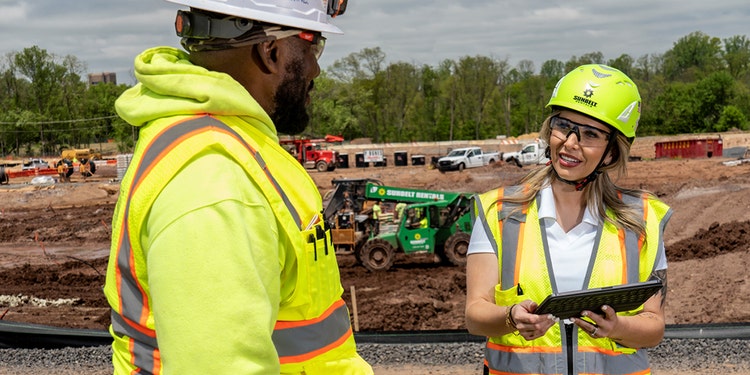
[296,31,326,60]
[550,116,611,147]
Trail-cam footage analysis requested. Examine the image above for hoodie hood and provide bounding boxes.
[115,46,276,139]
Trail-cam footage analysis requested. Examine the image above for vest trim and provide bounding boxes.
[273,299,353,364]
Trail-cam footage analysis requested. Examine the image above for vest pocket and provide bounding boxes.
[298,224,343,315]
[494,283,525,306]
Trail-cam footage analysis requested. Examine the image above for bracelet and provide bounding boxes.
[505,304,518,330]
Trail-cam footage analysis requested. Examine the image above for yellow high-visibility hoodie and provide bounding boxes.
[103,46,372,375]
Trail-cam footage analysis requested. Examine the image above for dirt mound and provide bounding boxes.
[666,220,750,261]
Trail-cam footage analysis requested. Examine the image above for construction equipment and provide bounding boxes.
[61,148,102,161]
[280,138,339,172]
[60,148,101,177]
[323,178,383,256]
[324,180,474,272]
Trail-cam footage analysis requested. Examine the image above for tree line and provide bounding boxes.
[1,31,748,157]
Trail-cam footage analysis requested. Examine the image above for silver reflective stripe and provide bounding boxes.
[472,193,499,258]
[485,345,649,374]
[111,311,158,374]
[272,301,351,360]
[621,193,645,283]
[485,349,563,374]
[580,349,649,374]
[116,228,148,325]
[498,186,523,289]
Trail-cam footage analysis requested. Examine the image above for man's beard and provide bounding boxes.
[271,58,312,135]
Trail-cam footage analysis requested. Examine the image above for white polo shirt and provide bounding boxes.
[468,185,667,292]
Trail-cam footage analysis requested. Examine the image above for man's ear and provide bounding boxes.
[255,40,282,74]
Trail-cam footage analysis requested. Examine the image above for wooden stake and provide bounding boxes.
[350,285,359,332]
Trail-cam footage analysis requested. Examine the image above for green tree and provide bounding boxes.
[722,35,750,81]
[607,54,635,77]
[693,71,736,132]
[453,56,504,140]
[564,51,605,71]
[663,31,723,81]
[539,59,564,81]
[716,105,747,131]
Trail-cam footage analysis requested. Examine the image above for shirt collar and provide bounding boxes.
[538,184,600,226]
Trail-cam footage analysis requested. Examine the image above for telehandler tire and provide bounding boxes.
[359,238,395,272]
[444,232,470,267]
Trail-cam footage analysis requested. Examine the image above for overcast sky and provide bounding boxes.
[0,0,748,85]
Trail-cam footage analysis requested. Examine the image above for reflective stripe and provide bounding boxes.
[485,342,650,374]
[621,193,645,283]
[497,186,523,289]
[112,116,305,371]
[273,299,353,363]
[111,311,159,374]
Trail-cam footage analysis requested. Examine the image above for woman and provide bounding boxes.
[465,64,671,375]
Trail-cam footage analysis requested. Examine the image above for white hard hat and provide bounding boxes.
[165,0,346,34]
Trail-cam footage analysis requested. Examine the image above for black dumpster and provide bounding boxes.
[374,157,387,167]
[355,152,368,168]
[411,155,425,166]
[394,151,408,166]
[337,153,349,168]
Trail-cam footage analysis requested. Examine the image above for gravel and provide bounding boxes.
[1,338,749,374]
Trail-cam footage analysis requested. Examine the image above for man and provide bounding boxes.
[371,200,381,235]
[56,160,68,183]
[394,201,406,221]
[103,1,372,374]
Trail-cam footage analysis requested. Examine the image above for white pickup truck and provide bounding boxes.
[436,147,500,172]
[503,141,550,167]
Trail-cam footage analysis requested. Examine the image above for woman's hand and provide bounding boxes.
[512,300,558,341]
[571,305,618,339]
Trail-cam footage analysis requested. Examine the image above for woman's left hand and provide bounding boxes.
[571,305,618,339]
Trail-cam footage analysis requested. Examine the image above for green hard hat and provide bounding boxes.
[547,64,641,139]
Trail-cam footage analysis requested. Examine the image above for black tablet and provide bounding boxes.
[534,279,664,319]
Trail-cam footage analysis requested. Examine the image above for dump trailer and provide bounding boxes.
[328,182,474,272]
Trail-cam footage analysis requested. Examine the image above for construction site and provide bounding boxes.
[1,131,750,374]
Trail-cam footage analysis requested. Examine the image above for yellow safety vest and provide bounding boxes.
[103,115,370,374]
[474,185,672,375]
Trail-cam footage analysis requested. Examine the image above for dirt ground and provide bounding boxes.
[1,132,750,337]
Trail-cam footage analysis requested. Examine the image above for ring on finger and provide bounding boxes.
[590,327,599,337]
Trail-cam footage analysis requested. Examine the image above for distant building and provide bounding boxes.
[88,72,117,85]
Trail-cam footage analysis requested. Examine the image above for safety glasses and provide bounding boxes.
[550,116,611,147]
[296,31,326,60]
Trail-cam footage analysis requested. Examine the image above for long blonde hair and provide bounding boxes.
[502,115,650,236]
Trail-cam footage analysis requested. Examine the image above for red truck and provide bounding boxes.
[280,138,339,172]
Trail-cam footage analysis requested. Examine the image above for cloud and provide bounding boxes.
[0,0,747,85]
